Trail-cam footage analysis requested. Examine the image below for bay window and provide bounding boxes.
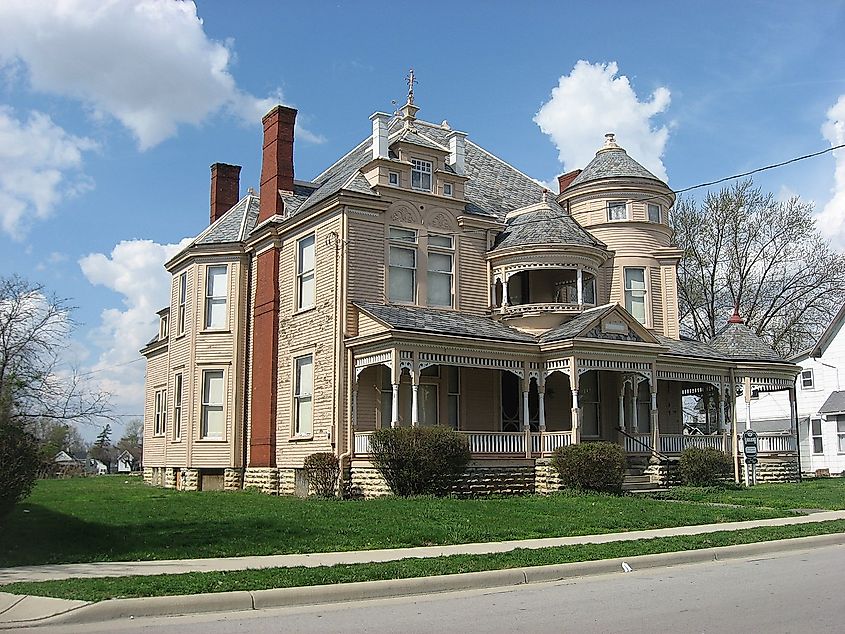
[173,373,183,441]
[154,389,166,436]
[204,265,228,329]
[201,370,224,439]
[624,268,647,324]
[297,234,315,310]
[177,271,187,335]
[427,234,454,307]
[389,228,417,303]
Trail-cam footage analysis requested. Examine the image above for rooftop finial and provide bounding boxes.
[728,303,744,324]
[400,68,420,125]
[541,189,549,203]
[604,132,617,147]
[406,68,417,106]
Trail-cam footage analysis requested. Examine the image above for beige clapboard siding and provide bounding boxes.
[276,216,342,468]
[354,366,381,432]
[357,311,387,338]
[143,348,168,466]
[586,226,668,256]
[662,266,680,338]
[347,215,386,331]
[459,368,499,431]
[457,234,488,313]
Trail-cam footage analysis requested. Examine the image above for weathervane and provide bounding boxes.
[406,68,417,105]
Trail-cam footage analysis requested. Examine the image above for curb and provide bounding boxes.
[6,532,845,628]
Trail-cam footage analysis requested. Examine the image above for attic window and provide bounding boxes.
[388,171,400,186]
[411,159,432,192]
[801,368,814,390]
[443,182,453,197]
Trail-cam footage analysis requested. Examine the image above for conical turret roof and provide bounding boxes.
[566,134,665,189]
[491,194,603,252]
[708,309,784,362]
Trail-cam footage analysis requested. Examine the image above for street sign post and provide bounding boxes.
[742,430,759,486]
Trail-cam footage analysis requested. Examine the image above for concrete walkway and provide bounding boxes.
[2,510,844,585]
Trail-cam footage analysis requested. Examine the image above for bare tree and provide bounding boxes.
[671,180,845,357]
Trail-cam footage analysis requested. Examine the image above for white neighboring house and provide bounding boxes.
[116,450,138,473]
[53,450,76,466]
[736,305,845,475]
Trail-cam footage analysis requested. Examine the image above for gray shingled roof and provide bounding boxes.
[392,127,449,152]
[654,334,729,361]
[708,322,785,362]
[355,302,536,343]
[491,203,603,251]
[819,391,845,414]
[567,146,664,189]
[196,194,260,245]
[538,304,616,344]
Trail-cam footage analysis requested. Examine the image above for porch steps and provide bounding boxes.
[622,474,667,493]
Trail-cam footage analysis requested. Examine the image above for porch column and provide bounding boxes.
[391,383,400,428]
[571,388,581,443]
[730,370,740,483]
[632,377,640,434]
[411,385,419,427]
[617,381,626,431]
[789,386,802,480]
[576,267,583,305]
[650,381,660,454]
[502,272,512,308]
[538,386,546,431]
[718,383,726,432]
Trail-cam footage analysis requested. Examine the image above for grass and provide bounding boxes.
[0,477,793,567]
[4,519,845,602]
[651,478,845,510]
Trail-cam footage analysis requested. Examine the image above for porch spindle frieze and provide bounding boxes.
[577,358,652,375]
[354,350,392,379]
[656,369,725,386]
[416,351,526,378]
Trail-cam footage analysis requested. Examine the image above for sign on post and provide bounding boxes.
[742,430,759,485]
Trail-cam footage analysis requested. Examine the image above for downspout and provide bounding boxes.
[336,208,352,496]
[241,250,253,475]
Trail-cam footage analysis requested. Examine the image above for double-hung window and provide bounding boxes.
[297,235,315,310]
[837,416,845,453]
[800,368,814,390]
[427,234,454,307]
[159,314,168,340]
[389,228,417,303]
[204,265,228,329]
[607,200,627,221]
[173,373,183,441]
[294,355,313,437]
[624,268,647,324]
[647,203,661,223]
[154,389,167,436]
[411,159,432,192]
[177,272,187,335]
[811,418,823,454]
[201,370,224,439]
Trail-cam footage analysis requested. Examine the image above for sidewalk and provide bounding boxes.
[3,510,844,585]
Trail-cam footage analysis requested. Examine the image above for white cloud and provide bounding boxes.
[535,61,672,183]
[819,95,845,249]
[0,106,96,238]
[79,238,190,416]
[0,0,319,150]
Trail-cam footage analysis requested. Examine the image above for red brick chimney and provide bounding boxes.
[209,163,241,225]
[259,105,297,223]
[557,169,582,193]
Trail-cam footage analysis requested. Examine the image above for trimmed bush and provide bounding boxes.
[0,417,40,522]
[679,446,733,486]
[369,426,471,497]
[551,442,626,495]
[303,453,340,498]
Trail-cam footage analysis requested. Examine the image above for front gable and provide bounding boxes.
[581,305,658,344]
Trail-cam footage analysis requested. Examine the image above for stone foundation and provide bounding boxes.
[163,468,177,489]
[278,468,298,496]
[534,459,564,494]
[644,458,681,488]
[142,467,154,485]
[747,457,799,483]
[224,468,244,491]
[243,467,279,495]
[180,468,200,491]
[349,464,391,498]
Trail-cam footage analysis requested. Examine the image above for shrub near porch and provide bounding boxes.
[0,477,793,567]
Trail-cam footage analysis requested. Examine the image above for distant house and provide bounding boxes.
[53,450,77,466]
[84,458,109,475]
[115,449,139,473]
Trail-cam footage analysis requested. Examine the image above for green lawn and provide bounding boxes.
[5,520,844,602]
[0,477,792,568]
[652,478,845,510]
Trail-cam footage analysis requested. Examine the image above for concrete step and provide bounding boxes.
[625,468,646,477]
[623,475,650,484]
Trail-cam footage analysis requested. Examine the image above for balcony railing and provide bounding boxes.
[492,302,594,318]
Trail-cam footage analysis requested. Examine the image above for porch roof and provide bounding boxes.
[709,321,785,362]
[354,302,536,343]
[654,334,729,361]
[819,390,845,414]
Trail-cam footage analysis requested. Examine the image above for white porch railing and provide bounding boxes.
[754,433,797,453]
[622,433,653,454]
[353,430,572,457]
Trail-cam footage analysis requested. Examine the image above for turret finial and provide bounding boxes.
[728,303,744,324]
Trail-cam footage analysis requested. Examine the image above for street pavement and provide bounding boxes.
[16,542,845,633]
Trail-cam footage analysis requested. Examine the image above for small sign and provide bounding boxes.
[745,457,758,465]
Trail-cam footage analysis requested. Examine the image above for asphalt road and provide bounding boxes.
[25,544,845,633]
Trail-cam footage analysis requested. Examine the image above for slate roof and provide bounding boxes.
[355,302,536,343]
[537,305,617,344]
[708,322,785,363]
[654,334,729,361]
[567,145,664,189]
[819,390,845,414]
[195,194,260,245]
[491,203,603,251]
[391,127,449,152]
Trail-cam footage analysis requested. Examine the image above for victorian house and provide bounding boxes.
[142,85,800,495]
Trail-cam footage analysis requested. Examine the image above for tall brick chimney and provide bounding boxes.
[209,163,241,225]
[259,105,297,223]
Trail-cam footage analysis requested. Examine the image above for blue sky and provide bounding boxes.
[1,0,844,441]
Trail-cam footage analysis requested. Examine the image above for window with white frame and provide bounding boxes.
[800,368,814,390]
[443,182,453,196]
[607,200,627,221]
[297,234,316,310]
[411,159,432,191]
[624,268,647,324]
[388,171,399,186]
[647,203,661,223]
[448,366,460,430]
[159,313,169,340]
[427,233,454,307]
[154,388,167,436]
[177,272,187,335]
[173,373,183,441]
[389,228,417,303]
[204,265,228,329]
[201,370,224,439]
[294,355,313,437]
[838,416,845,453]
[811,418,823,454]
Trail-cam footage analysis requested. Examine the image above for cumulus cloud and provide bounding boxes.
[0,106,96,238]
[535,61,672,183]
[818,95,845,249]
[0,0,319,150]
[79,238,190,415]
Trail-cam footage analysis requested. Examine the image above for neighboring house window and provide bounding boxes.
[177,272,187,335]
[294,355,314,437]
[154,388,167,436]
[388,171,399,185]
[443,182,453,196]
[607,200,627,221]
[800,368,814,390]
[624,268,647,324]
[448,366,460,430]
[838,416,845,453]
[297,234,316,310]
[201,370,224,439]
[173,373,183,441]
[204,265,228,329]
[647,203,661,223]
[411,159,432,191]
[389,228,417,303]
[427,233,454,307]
[811,418,823,454]
[159,314,168,340]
